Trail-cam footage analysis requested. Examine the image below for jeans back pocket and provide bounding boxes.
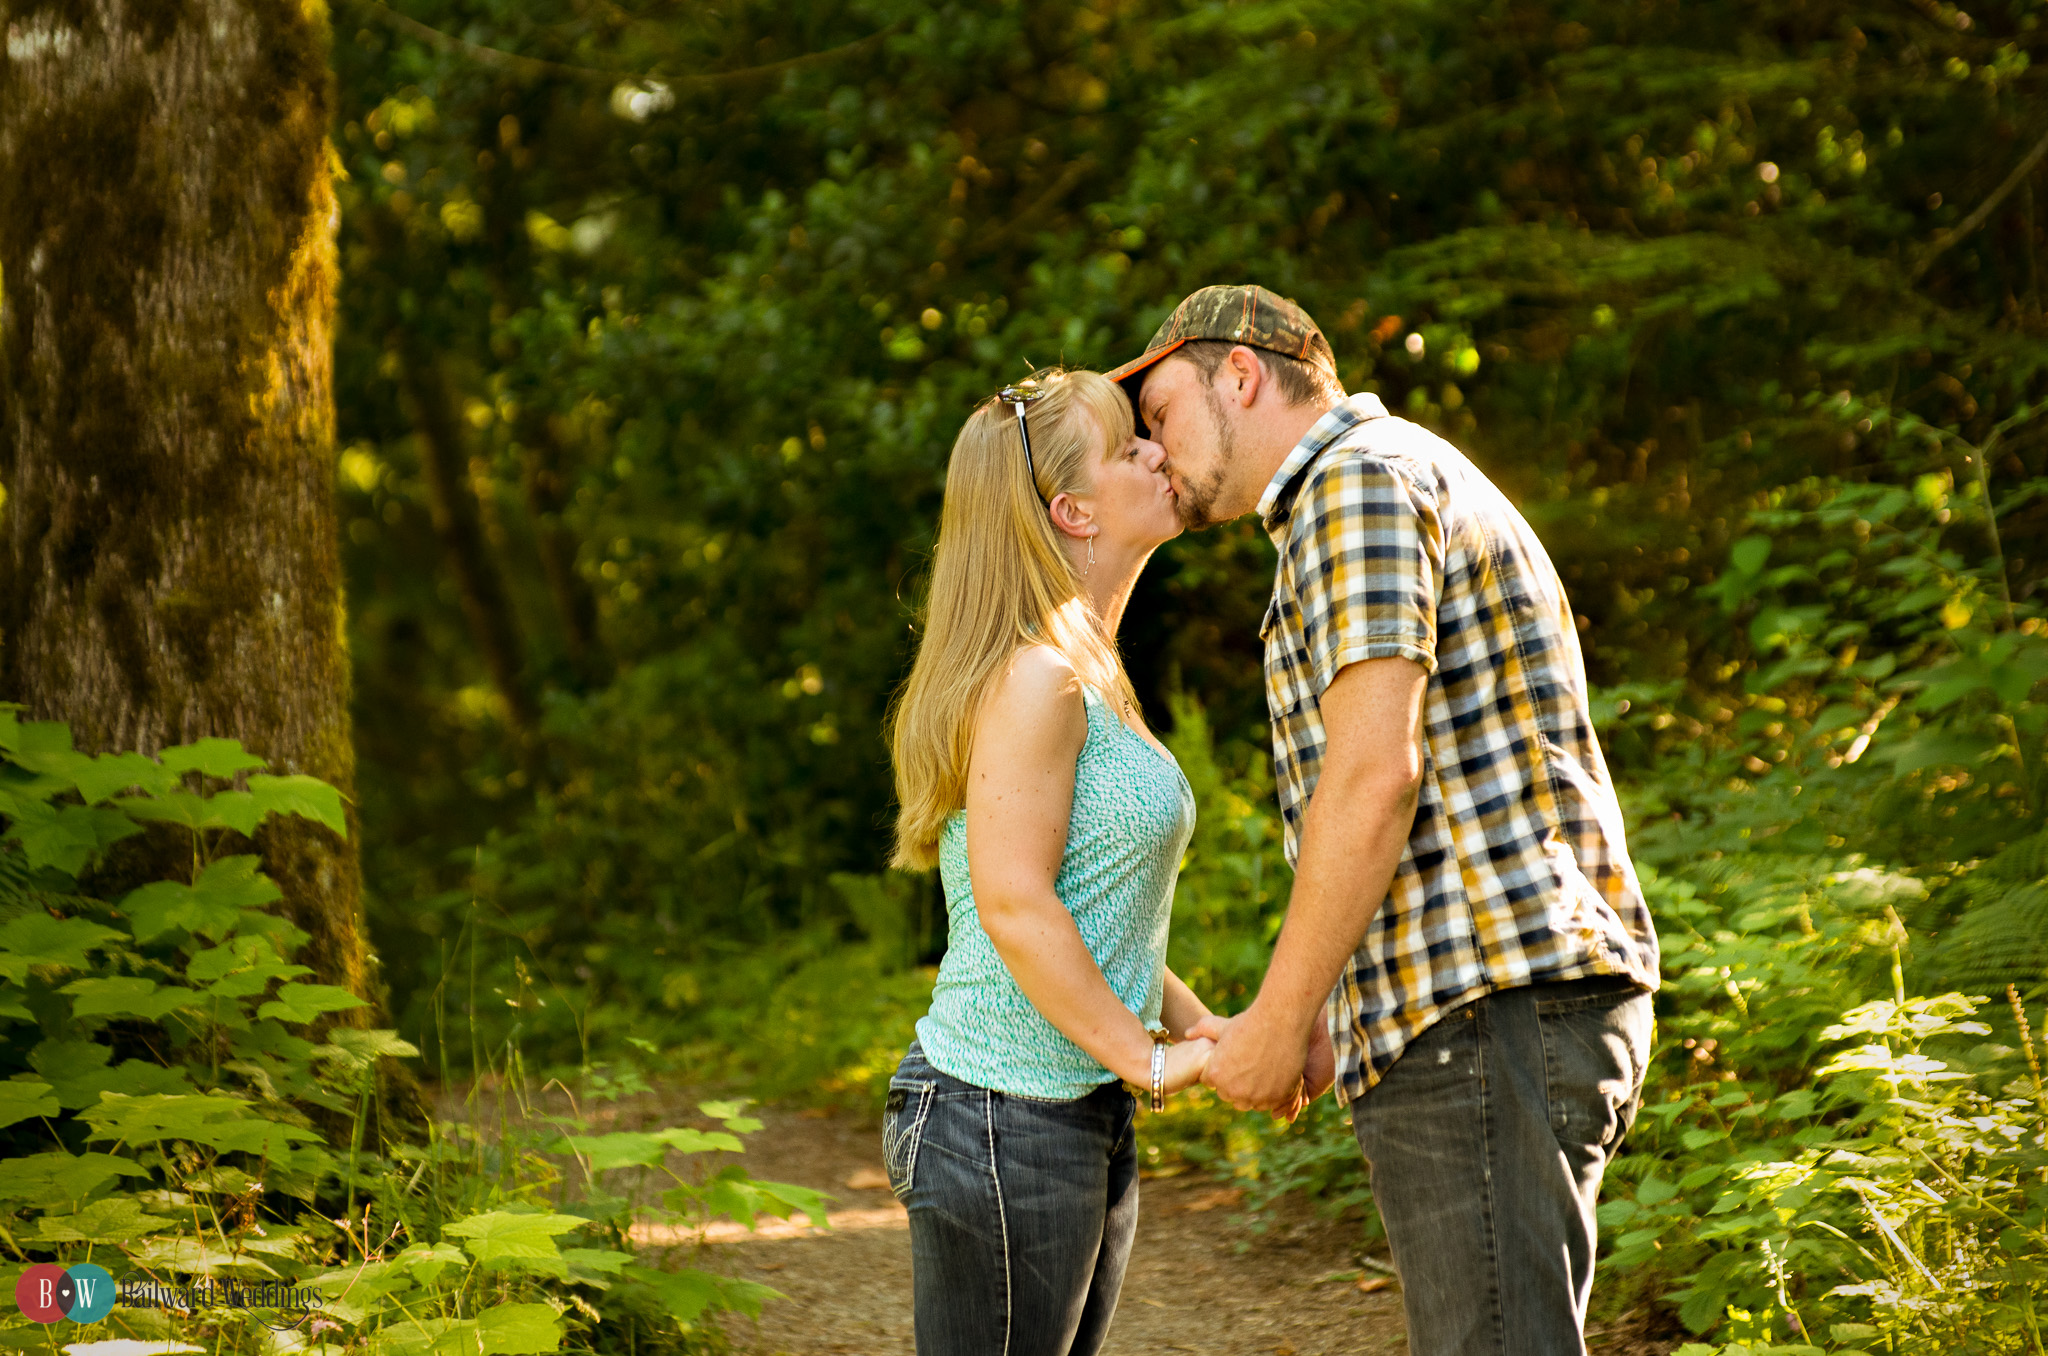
[881,1079,936,1203]
[1536,987,1652,1151]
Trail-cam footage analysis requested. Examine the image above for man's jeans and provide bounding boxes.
[882,1042,1139,1356]
[1349,977,1653,1356]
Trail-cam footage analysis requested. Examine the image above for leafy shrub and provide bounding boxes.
[0,713,824,1353]
[1161,692,1292,1016]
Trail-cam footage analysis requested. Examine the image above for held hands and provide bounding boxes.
[1158,1036,1218,1098]
[1185,1005,1335,1122]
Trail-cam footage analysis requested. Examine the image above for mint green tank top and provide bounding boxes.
[915,683,1197,1099]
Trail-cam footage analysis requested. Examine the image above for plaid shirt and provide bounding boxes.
[1258,394,1660,1105]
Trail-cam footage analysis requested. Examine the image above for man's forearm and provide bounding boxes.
[1254,768,1420,1035]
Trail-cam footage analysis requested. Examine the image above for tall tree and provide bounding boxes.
[0,0,368,1003]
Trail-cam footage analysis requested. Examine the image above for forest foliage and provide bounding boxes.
[0,717,824,1351]
[325,0,2047,1043]
[335,0,2047,1344]
[3,0,2047,1348]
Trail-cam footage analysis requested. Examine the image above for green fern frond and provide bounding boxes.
[1924,878,2048,994]
[1981,830,2048,884]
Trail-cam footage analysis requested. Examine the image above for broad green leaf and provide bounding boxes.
[0,1155,136,1212]
[1634,1174,1679,1207]
[699,1099,765,1132]
[562,1247,632,1280]
[1884,731,1998,776]
[5,804,143,874]
[207,1119,329,1156]
[61,976,205,1021]
[121,1236,282,1280]
[478,1303,563,1355]
[33,1195,176,1244]
[246,774,349,838]
[0,770,72,819]
[68,752,182,805]
[1770,1090,1819,1120]
[0,986,29,1021]
[0,713,70,758]
[442,1210,589,1268]
[546,1131,669,1171]
[693,1170,829,1232]
[0,913,125,983]
[186,942,305,995]
[1912,659,1994,712]
[159,738,266,778]
[31,1038,194,1109]
[4,747,89,797]
[58,1344,206,1356]
[369,1318,480,1356]
[115,790,261,836]
[1676,1283,1728,1335]
[393,1241,469,1286]
[4,726,84,789]
[303,1259,402,1300]
[257,982,367,1024]
[1730,535,1771,575]
[621,1264,722,1323]
[79,1090,248,1145]
[203,958,313,1000]
[657,1126,744,1154]
[124,856,282,943]
[318,1027,421,1070]
[0,1079,59,1128]
[749,1178,830,1226]
[81,1090,318,1153]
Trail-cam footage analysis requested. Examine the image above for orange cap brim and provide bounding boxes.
[1105,337,1189,436]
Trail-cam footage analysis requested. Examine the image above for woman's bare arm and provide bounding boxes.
[966,647,1212,1091]
[1159,968,1213,1040]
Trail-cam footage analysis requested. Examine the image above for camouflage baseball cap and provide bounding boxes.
[1106,284,1336,434]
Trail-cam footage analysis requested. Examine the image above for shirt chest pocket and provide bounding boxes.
[1261,594,1317,718]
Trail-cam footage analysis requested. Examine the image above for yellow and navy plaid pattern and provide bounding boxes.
[1257,394,1661,1106]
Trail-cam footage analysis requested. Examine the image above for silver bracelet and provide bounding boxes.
[1149,1033,1168,1111]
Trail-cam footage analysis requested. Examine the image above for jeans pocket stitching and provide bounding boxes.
[885,1082,935,1202]
[1538,1002,1568,1137]
[1533,982,1638,1016]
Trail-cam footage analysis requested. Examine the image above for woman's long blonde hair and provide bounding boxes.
[887,368,1142,870]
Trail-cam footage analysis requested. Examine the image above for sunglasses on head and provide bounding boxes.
[996,378,1050,505]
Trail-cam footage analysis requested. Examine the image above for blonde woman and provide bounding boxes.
[884,368,1218,1354]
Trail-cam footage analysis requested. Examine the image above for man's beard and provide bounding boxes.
[1174,386,1236,530]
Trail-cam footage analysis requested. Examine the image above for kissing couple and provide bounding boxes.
[880,285,1662,1356]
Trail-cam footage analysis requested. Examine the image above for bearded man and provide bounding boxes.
[1109,285,1661,1356]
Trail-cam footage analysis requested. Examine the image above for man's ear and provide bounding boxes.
[1047,491,1095,541]
[1225,345,1265,409]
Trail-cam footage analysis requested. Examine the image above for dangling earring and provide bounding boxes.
[1084,537,1095,579]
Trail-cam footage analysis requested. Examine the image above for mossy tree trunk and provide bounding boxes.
[0,0,370,1008]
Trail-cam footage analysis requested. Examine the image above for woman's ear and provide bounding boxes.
[1046,491,1096,541]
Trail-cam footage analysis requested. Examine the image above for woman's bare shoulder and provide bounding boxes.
[979,645,1087,742]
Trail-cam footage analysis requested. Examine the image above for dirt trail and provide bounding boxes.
[447,1078,1670,1356]
[654,1099,1410,1356]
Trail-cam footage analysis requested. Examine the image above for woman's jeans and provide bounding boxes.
[1349,976,1655,1356]
[882,1042,1139,1356]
